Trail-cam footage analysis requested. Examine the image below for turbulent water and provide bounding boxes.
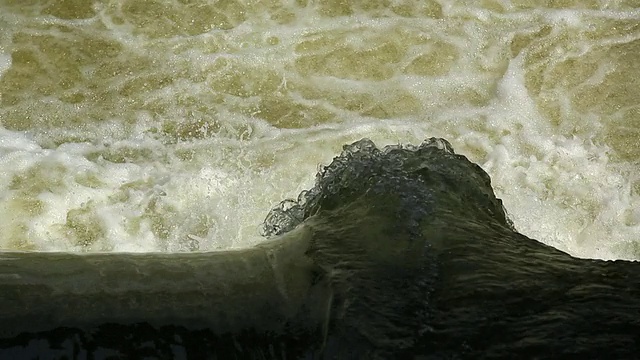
[3,136,640,358]
[0,1,639,258]
[3,3,640,357]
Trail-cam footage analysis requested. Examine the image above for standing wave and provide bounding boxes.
[1,138,640,359]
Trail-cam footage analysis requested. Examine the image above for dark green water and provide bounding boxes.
[1,1,640,358]
[2,138,640,358]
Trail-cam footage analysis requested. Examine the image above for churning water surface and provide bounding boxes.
[0,0,639,259]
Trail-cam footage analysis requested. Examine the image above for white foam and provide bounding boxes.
[465,54,638,260]
[0,52,10,78]
[0,1,638,260]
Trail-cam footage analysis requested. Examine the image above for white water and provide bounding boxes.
[0,1,639,259]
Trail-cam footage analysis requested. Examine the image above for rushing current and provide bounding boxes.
[1,1,640,358]
[0,0,639,258]
[2,137,640,358]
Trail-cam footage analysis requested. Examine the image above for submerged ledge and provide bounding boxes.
[1,138,639,359]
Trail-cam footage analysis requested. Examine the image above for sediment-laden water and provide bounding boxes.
[2,138,640,358]
[1,1,640,358]
[0,0,639,258]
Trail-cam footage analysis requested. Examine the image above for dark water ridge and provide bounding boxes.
[1,138,640,359]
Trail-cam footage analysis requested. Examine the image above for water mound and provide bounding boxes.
[261,137,514,237]
[2,138,640,359]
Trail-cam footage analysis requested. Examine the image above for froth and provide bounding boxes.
[0,1,639,259]
[0,52,10,78]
